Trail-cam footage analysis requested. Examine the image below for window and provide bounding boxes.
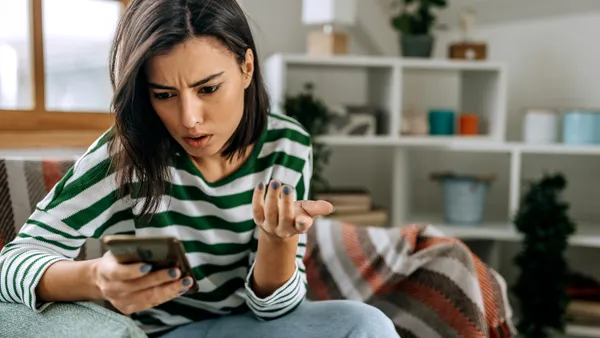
[0,0,128,148]
[43,0,121,112]
[0,0,33,110]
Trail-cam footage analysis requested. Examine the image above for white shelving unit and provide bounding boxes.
[264,53,509,226]
[264,53,600,337]
[263,53,600,242]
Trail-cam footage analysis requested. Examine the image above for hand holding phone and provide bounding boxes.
[95,235,198,315]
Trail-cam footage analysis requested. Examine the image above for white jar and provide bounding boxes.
[523,108,559,144]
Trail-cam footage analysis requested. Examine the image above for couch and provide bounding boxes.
[0,157,516,338]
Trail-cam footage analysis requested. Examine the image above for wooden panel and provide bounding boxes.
[0,110,114,131]
[31,0,45,111]
[0,130,107,149]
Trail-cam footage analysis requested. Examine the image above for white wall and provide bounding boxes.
[243,0,392,61]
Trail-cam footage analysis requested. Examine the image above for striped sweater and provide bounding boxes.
[0,113,312,334]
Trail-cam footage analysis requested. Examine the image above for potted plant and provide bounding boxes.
[283,82,332,198]
[390,0,448,58]
[512,173,576,337]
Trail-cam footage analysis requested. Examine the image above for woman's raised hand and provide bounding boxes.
[252,179,334,240]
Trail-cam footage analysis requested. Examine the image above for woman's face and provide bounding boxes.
[146,36,254,159]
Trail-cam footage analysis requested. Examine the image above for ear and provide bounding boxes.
[242,48,254,89]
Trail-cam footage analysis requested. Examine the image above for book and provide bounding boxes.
[328,209,388,227]
[314,188,371,208]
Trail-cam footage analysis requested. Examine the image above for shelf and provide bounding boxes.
[269,53,505,71]
[275,54,397,68]
[434,224,519,241]
[404,216,600,248]
[397,136,510,152]
[314,135,505,150]
[515,143,600,156]
[405,215,518,241]
[314,135,600,156]
[401,58,505,72]
[567,324,600,337]
[314,135,398,146]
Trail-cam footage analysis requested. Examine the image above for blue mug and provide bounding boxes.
[429,109,455,135]
[563,110,597,145]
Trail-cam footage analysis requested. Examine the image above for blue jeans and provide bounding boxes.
[159,300,399,338]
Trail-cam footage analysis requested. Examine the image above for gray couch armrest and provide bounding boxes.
[0,301,148,338]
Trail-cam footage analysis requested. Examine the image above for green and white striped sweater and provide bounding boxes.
[0,113,312,335]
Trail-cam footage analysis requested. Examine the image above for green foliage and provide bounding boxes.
[390,0,447,35]
[512,173,576,337]
[282,83,332,198]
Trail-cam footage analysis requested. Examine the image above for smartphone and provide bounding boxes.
[102,235,199,294]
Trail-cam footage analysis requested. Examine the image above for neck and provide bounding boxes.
[189,145,254,183]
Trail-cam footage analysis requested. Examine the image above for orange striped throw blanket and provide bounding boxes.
[304,219,516,338]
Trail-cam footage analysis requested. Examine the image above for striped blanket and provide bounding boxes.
[304,218,517,338]
[0,158,94,259]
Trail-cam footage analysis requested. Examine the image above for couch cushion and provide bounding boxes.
[0,301,147,338]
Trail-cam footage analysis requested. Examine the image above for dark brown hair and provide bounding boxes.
[108,0,269,218]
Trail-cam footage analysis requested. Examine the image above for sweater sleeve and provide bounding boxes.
[0,138,134,312]
[243,143,312,320]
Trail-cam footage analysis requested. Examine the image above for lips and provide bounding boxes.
[183,134,212,148]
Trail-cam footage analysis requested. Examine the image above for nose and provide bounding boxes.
[180,93,204,129]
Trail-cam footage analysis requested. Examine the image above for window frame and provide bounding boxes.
[0,0,130,148]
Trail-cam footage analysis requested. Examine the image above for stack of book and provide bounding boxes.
[315,188,388,227]
[566,272,600,326]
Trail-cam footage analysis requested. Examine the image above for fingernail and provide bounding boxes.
[257,182,264,190]
[271,181,280,189]
[297,221,306,226]
[169,268,178,279]
[182,277,192,287]
[283,185,292,195]
[140,264,152,274]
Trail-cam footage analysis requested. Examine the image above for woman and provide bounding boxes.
[0,0,399,337]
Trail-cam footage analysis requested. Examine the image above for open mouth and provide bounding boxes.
[184,134,212,148]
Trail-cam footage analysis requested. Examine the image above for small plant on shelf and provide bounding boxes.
[390,0,448,58]
[282,82,332,198]
[512,173,576,337]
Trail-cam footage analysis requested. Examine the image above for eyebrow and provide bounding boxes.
[148,71,225,90]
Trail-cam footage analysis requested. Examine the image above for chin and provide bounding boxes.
[180,139,222,159]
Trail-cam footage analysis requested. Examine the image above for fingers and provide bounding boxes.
[264,180,280,230]
[105,267,183,295]
[297,200,335,218]
[119,277,193,315]
[101,251,153,281]
[295,214,313,233]
[252,181,266,226]
[277,185,296,237]
[293,200,334,233]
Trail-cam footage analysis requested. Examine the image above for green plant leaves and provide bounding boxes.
[391,13,413,34]
[390,0,446,35]
[282,83,332,196]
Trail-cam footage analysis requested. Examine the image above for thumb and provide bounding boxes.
[296,200,334,218]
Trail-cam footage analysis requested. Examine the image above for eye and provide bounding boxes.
[153,92,174,100]
[199,85,221,94]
